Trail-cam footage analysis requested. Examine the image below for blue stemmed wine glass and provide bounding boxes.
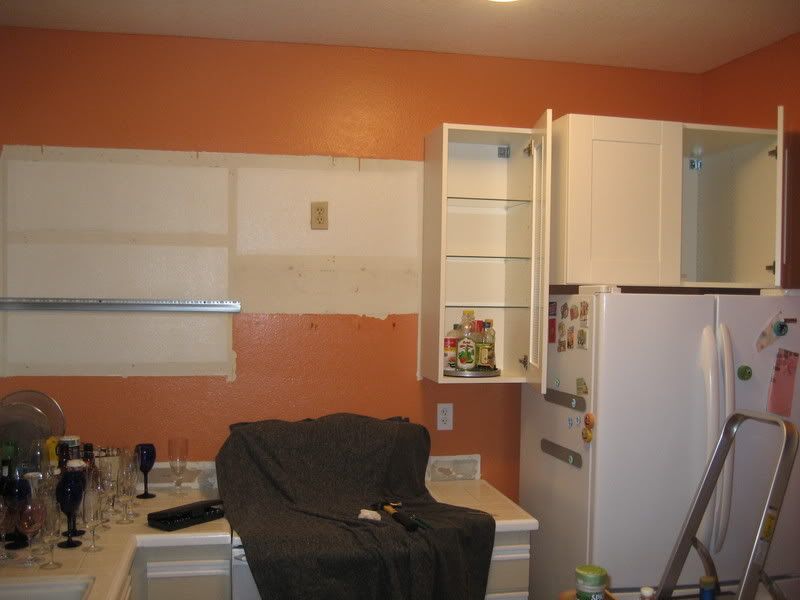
[3,467,31,550]
[56,464,84,548]
[135,444,156,499]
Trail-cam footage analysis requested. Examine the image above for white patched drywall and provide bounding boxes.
[0,146,423,377]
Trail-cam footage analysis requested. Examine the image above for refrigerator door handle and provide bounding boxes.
[713,323,736,553]
[700,325,720,547]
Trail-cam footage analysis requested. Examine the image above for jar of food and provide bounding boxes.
[575,564,608,600]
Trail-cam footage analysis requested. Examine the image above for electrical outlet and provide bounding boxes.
[437,403,453,431]
[311,201,328,230]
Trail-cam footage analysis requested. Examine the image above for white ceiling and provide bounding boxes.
[2,0,799,73]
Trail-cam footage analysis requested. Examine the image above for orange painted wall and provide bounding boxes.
[0,26,793,500]
[0,27,704,160]
[0,315,521,498]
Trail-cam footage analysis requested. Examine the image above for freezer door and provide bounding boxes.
[712,295,800,583]
[589,293,716,590]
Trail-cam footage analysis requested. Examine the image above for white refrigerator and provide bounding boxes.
[519,290,800,599]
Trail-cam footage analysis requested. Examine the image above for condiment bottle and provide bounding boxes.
[477,318,496,369]
[456,309,477,370]
[575,564,607,600]
[443,323,462,369]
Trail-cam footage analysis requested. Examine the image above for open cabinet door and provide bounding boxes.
[526,109,553,393]
[775,105,785,287]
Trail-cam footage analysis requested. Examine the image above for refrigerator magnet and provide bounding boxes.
[576,377,589,396]
[756,311,784,352]
[767,348,798,417]
[567,326,575,350]
[579,300,589,327]
[577,328,588,350]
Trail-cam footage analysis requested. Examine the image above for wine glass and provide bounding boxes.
[4,467,32,550]
[82,489,103,553]
[135,443,156,499]
[17,498,45,567]
[0,498,14,561]
[116,461,137,525]
[100,461,119,516]
[95,464,113,529]
[56,465,84,549]
[27,439,47,474]
[39,499,62,569]
[168,438,189,496]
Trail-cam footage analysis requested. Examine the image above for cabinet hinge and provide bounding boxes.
[688,158,703,171]
[768,147,778,158]
[766,261,776,274]
[519,354,529,369]
[523,142,532,157]
[497,145,511,159]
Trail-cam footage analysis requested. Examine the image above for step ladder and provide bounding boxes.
[656,410,798,600]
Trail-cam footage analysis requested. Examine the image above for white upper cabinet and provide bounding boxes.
[549,108,784,288]
[681,107,783,287]
[550,114,682,286]
[421,111,552,391]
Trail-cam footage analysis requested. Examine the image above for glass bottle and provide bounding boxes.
[483,318,496,369]
[456,310,477,370]
[476,318,497,370]
[443,323,462,370]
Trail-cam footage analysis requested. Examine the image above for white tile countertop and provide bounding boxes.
[0,480,537,600]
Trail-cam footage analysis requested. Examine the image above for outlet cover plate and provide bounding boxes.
[437,402,453,430]
[311,201,328,230]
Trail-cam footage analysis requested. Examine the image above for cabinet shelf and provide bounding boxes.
[445,304,530,309]
[446,255,532,261]
[447,196,531,209]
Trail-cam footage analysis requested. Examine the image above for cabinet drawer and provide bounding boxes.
[486,542,530,595]
[146,559,230,600]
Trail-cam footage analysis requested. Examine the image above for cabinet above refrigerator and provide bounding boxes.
[549,107,784,289]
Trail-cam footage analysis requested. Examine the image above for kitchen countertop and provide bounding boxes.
[0,480,537,599]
